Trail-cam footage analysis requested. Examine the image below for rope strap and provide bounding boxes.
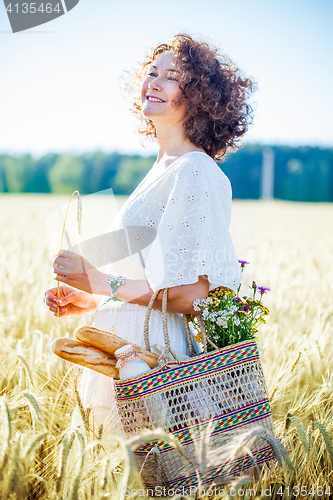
[143,288,216,356]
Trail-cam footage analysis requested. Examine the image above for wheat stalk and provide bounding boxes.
[23,432,48,461]
[7,437,22,497]
[56,434,74,494]
[0,397,12,478]
[286,413,310,456]
[74,386,91,438]
[23,392,47,431]
[76,194,82,237]
[314,421,333,465]
[70,429,85,500]
[16,354,33,387]
[57,190,83,319]
[100,457,112,491]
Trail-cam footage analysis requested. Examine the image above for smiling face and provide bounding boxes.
[141,51,187,127]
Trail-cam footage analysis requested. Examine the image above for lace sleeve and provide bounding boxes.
[144,156,242,292]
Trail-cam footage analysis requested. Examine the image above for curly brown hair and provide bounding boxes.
[129,34,255,160]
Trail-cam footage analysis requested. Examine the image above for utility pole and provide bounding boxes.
[260,147,275,199]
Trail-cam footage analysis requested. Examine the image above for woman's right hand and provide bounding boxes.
[44,286,99,317]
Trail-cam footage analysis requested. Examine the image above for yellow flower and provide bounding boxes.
[254,302,270,315]
[209,286,236,299]
[192,332,203,343]
[237,310,250,318]
[258,316,266,324]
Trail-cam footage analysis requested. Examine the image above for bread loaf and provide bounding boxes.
[50,337,119,378]
[74,325,159,369]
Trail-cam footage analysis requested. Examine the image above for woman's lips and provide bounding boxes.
[146,96,165,103]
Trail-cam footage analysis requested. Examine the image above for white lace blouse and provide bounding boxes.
[102,150,242,292]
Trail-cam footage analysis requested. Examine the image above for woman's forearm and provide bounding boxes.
[98,274,209,315]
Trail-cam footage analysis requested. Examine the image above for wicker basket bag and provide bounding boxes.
[112,289,275,490]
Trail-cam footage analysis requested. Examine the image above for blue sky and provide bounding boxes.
[0,0,332,157]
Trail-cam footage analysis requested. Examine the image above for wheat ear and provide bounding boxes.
[57,191,82,319]
[23,392,47,431]
[56,434,74,494]
[70,430,85,500]
[0,397,12,477]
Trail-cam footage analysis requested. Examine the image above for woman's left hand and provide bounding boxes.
[53,249,107,295]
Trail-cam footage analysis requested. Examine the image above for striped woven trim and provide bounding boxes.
[135,399,272,454]
[142,445,274,490]
[114,340,260,401]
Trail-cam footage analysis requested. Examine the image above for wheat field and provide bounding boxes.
[0,194,332,499]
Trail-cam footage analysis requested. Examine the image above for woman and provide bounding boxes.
[44,34,253,428]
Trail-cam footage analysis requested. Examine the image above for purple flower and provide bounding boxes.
[243,304,251,311]
[233,296,241,301]
[238,260,250,268]
[257,286,271,295]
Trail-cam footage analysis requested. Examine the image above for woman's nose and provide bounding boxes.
[148,78,161,91]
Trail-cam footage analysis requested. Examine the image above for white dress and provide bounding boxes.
[78,151,242,431]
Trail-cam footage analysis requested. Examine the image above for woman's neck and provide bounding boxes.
[155,122,205,164]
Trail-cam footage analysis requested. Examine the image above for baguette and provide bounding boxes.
[50,337,119,379]
[74,325,159,369]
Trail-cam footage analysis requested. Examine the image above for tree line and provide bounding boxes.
[0,145,332,201]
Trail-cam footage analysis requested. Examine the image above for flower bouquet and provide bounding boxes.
[191,260,270,351]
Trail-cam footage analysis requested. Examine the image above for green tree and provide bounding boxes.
[79,151,123,194]
[112,155,154,195]
[2,154,34,192]
[48,155,84,194]
[0,155,10,192]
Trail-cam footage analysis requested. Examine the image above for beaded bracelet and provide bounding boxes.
[103,274,126,304]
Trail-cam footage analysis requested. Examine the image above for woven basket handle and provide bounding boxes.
[143,288,197,357]
[143,289,170,354]
[143,289,219,356]
[196,314,219,353]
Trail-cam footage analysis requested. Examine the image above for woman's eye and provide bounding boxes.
[167,74,178,82]
[148,72,157,77]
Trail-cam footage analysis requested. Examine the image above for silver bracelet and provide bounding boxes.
[103,274,126,304]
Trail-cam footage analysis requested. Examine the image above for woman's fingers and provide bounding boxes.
[53,258,69,271]
[53,273,76,288]
[55,249,79,260]
[51,250,96,294]
[53,269,72,280]
[54,253,82,266]
[44,296,67,315]
[53,269,95,295]
[56,292,77,306]
[43,285,80,316]
[45,289,57,301]
[53,253,91,286]
[53,257,81,273]
[44,295,55,307]
[45,285,74,299]
[54,250,90,269]
[52,306,67,316]
[44,293,58,308]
